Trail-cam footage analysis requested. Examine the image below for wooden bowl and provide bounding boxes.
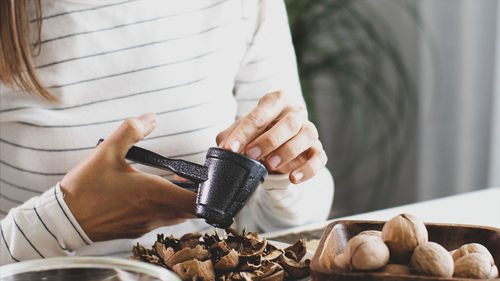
[310,220,500,281]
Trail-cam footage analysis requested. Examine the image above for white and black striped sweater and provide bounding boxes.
[0,0,333,264]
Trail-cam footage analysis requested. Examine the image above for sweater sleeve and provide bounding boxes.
[234,168,334,232]
[232,0,334,232]
[0,184,92,265]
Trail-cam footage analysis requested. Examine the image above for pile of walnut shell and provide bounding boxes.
[131,228,310,281]
[327,214,499,279]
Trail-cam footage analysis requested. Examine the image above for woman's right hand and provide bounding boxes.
[60,113,196,242]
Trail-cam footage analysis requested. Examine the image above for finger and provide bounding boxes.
[149,206,197,220]
[103,113,157,159]
[264,121,318,170]
[288,143,328,184]
[173,175,190,182]
[146,218,190,232]
[216,120,240,147]
[140,173,197,214]
[275,151,308,174]
[222,91,286,152]
[245,110,308,163]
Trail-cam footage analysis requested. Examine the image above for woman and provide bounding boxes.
[0,0,334,264]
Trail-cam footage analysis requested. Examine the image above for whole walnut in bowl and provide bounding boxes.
[357,230,382,238]
[344,233,390,271]
[451,243,494,263]
[382,213,428,264]
[410,242,454,277]
[332,253,350,270]
[454,252,499,279]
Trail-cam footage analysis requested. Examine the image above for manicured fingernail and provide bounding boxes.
[247,147,261,159]
[230,140,240,152]
[138,113,157,128]
[268,155,281,169]
[293,172,304,182]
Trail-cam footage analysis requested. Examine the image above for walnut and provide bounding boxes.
[451,243,494,264]
[358,230,382,238]
[332,253,350,270]
[491,265,499,279]
[381,264,411,275]
[454,253,498,279]
[344,233,390,271]
[410,242,454,277]
[382,213,428,264]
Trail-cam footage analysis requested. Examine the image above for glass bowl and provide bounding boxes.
[0,256,181,281]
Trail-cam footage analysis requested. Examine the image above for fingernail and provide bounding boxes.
[138,113,157,128]
[247,147,261,159]
[268,155,281,169]
[230,140,240,152]
[293,172,304,182]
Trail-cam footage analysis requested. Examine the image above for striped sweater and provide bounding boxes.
[0,0,334,264]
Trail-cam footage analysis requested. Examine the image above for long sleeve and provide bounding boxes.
[234,169,334,232]
[0,0,331,260]
[0,184,92,265]
[232,0,334,232]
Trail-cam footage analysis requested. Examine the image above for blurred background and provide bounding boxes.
[284,0,500,217]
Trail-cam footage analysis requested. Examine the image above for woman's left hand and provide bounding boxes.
[217,91,327,184]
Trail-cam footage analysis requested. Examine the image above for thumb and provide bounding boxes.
[104,113,157,158]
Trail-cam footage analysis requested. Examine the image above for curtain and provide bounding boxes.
[416,0,499,200]
[490,2,500,188]
[304,0,499,216]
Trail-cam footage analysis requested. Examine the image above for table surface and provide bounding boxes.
[265,187,500,245]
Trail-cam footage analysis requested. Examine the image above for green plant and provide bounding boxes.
[285,0,418,216]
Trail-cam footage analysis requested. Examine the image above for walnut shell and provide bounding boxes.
[332,253,350,271]
[172,259,215,281]
[451,243,494,264]
[381,264,412,275]
[410,242,454,277]
[358,230,382,238]
[382,213,428,264]
[454,253,498,279]
[344,234,390,271]
[491,265,499,279]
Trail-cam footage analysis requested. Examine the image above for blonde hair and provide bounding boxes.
[0,0,56,101]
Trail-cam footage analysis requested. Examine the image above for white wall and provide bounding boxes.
[416,0,498,200]
[489,3,500,188]
[314,0,500,215]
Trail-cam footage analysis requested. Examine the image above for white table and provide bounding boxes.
[265,187,500,240]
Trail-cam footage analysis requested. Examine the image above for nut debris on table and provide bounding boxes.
[131,227,310,281]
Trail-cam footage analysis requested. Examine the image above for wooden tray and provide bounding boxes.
[310,220,500,281]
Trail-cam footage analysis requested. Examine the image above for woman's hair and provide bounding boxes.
[0,0,55,101]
